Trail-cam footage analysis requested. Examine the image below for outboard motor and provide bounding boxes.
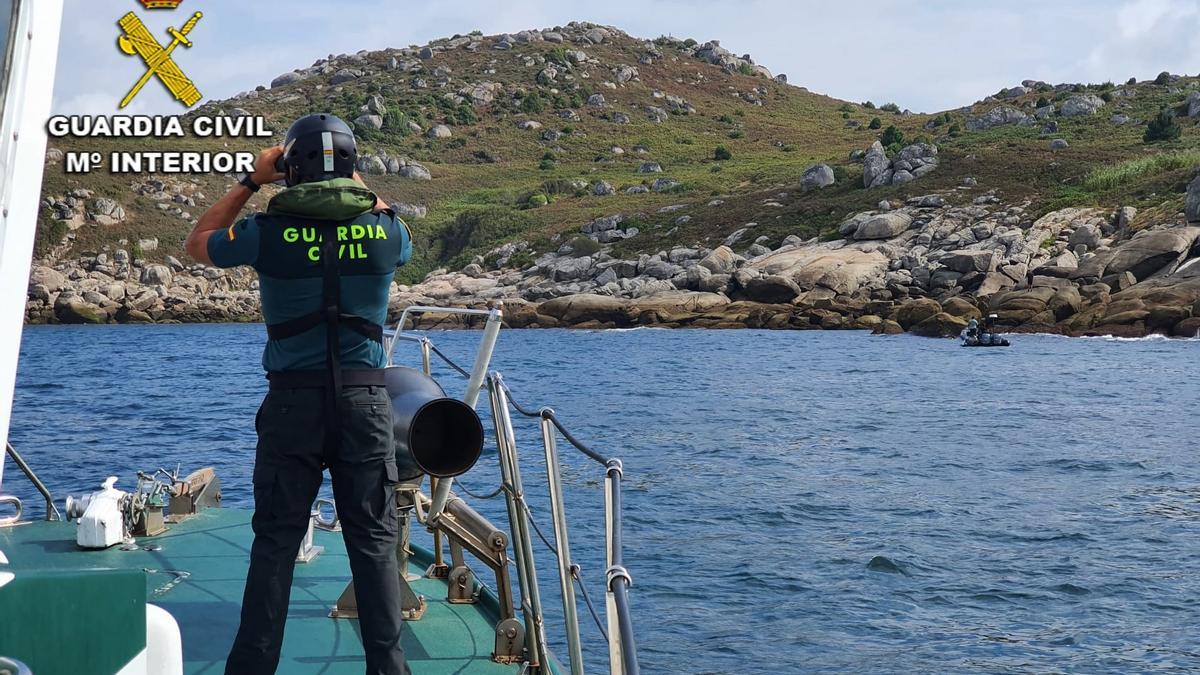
[385,366,484,480]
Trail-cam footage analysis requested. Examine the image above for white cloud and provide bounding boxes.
[50,0,1200,116]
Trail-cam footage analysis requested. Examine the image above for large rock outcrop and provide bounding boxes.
[861,142,938,188]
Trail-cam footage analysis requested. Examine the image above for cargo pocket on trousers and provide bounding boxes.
[381,462,400,521]
[251,465,279,522]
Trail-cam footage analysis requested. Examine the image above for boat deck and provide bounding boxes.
[1,508,525,674]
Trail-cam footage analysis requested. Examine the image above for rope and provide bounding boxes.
[520,501,611,642]
[574,566,610,643]
[493,378,628,644]
[521,500,558,556]
[143,569,191,597]
[428,341,472,379]
[454,480,505,501]
[500,384,611,466]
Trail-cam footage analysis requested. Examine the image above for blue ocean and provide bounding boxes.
[8,325,1200,673]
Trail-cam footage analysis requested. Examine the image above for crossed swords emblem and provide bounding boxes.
[117,11,203,108]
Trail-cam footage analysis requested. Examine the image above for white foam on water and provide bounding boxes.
[1030,332,1200,343]
[605,326,670,333]
[1082,334,1196,343]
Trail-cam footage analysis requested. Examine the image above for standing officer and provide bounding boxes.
[185,113,412,675]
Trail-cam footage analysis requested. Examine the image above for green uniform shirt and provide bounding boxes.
[207,179,412,371]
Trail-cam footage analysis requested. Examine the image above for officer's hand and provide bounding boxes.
[250,145,286,185]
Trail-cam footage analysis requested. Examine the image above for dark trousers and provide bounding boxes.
[225,385,410,675]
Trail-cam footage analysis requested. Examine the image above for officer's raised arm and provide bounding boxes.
[185,145,284,265]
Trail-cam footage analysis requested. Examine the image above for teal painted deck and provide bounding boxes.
[1,509,539,674]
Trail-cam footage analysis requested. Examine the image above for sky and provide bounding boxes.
[50,0,1200,116]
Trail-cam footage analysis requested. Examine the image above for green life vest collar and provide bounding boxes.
[266,178,379,221]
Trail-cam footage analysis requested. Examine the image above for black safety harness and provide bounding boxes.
[264,224,387,451]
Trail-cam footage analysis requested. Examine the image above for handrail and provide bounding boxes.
[0,657,33,675]
[539,412,585,675]
[504,393,610,466]
[488,373,550,670]
[0,495,22,527]
[603,460,637,675]
[500,383,640,675]
[4,442,61,521]
[385,304,496,357]
[386,308,639,674]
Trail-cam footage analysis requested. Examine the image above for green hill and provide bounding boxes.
[28,23,1200,336]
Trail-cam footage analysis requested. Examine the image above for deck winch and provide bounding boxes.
[385,366,484,480]
[66,476,128,549]
[64,467,222,548]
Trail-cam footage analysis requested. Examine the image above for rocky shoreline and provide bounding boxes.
[25,185,1200,338]
[28,21,1200,339]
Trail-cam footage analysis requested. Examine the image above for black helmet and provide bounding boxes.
[278,113,357,186]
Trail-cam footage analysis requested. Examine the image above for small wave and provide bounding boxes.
[969,589,1041,604]
[17,382,65,390]
[999,531,1093,543]
[1051,582,1090,596]
[866,555,909,575]
[1145,504,1200,521]
[1044,458,1147,472]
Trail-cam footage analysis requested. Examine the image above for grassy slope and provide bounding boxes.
[37,30,1200,284]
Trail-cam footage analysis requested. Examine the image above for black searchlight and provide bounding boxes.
[384,366,484,479]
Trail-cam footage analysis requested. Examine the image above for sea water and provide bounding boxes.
[9,325,1200,673]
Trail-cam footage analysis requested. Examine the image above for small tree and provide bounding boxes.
[880,102,901,113]
[714,145,732,161]
[880,125,905,147]
[1036,96,1050,108]
[547,47,569,66]
[384,109,406,133]
[1144,107,1181,143]
[521,92,544,114]
[451,104,477,126]
[566,235,601,257]
[868,117,882,129]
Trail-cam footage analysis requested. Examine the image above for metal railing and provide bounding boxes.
[2,442,61,523]
[386,305,639,675]
[501,382,640,675]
